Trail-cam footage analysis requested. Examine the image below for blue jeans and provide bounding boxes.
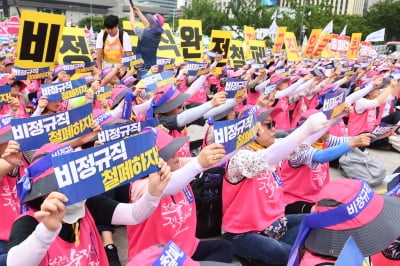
[222,214,304,265]
[0,240,7,266]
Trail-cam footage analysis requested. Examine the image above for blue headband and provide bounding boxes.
[146,87,176,118]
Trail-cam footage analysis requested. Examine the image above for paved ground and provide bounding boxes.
[114,124,400,265]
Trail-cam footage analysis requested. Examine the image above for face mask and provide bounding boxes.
[63,200,86,224]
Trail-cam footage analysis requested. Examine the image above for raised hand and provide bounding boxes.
[148,158,171,197]
[197,143,226,168]
[34,192,68,231]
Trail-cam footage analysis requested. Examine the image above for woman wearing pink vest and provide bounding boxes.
[347,78,400,136]
[0,141,21,266]
[127,128,235,264]
[281,110,374,214]
[221,106,328,265]
[7,143,171,266]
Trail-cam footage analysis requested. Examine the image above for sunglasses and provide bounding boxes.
[263,120,276,129]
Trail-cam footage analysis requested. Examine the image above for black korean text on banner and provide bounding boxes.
[158,23,182,62]
[248,40,266,63]
[229,40,245,69]
[179,19,203,62]
[59,27,92,64]
[16,10,65,69]
[209,30,232,74]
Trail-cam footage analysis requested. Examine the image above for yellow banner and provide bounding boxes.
[313,33,332,58]
[284,32,301,62]
[179,19,203,62]
[209,30,232,74]
[228,39,245,69]
[58,27,92,65]
[16,10,65,69]
[244,25,256,59]
[122,21,139,55]
[347,33,362,59]
[248,40,266,63]
[302,29,321,57]
[272,27,286,55]
[157,23,183,63]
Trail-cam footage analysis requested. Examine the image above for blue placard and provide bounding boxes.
[213,112,258,154]
[224,78,248,98]
[13,66,50,81]
[94,85,112,101]
[335,236,369,266]
[322,89,346,119]
[371,122,400,141]
[152,240,187,266]
[0,85,11,106]
[11,103,93,151]
[157,57,175,71]
[122,54,144,67]
[0,115,12,143]
[41,78,88,102]
[186,61,210,77]
[52,131,159,205]
[63,62,95,75]
[97,118,159,143]
[140,70,175,94]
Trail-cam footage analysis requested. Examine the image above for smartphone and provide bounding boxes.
[129,0,134,8]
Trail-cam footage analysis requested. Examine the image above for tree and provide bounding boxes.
[182,0,229,36]
[78,16,129,33]
[366,0,400,41]
[78,17,105,33]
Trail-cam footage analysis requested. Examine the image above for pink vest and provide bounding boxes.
[0,97,29,118]
[222,168,285,233]
[271,97,291,131]
[26,207,108,266]
[281,160,330,204]
[247,90,260,106]
[180,77,207,104]
[0,176,20,241]
[170,129,191,157]
[347,102,385,136]
[127,186,199,260]
[303,94,318,110]
[329,118,346,137]
[289,98,303,129]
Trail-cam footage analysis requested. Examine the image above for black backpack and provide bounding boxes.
[190,166,225,238]
[102,29,124,48]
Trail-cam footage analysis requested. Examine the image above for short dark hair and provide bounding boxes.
[104,15,119,29]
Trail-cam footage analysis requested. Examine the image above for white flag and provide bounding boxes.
[271,10,277,20]
[365,28,385,42]
[301,35,308,52]
[340,25,347,36]
[268,19,279,36]
[322,20,333,34]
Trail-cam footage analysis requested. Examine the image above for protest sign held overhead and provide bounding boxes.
[158,23,183,63]
[59,27,92,64]
[16,10,65,69]
[179,19,203,62]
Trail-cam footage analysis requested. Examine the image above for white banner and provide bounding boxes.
[365,28,385,42]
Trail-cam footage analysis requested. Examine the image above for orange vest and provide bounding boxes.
[103,34,123,64]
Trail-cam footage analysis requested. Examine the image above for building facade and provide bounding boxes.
[3,0,177,24]
[279,0,366,15]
